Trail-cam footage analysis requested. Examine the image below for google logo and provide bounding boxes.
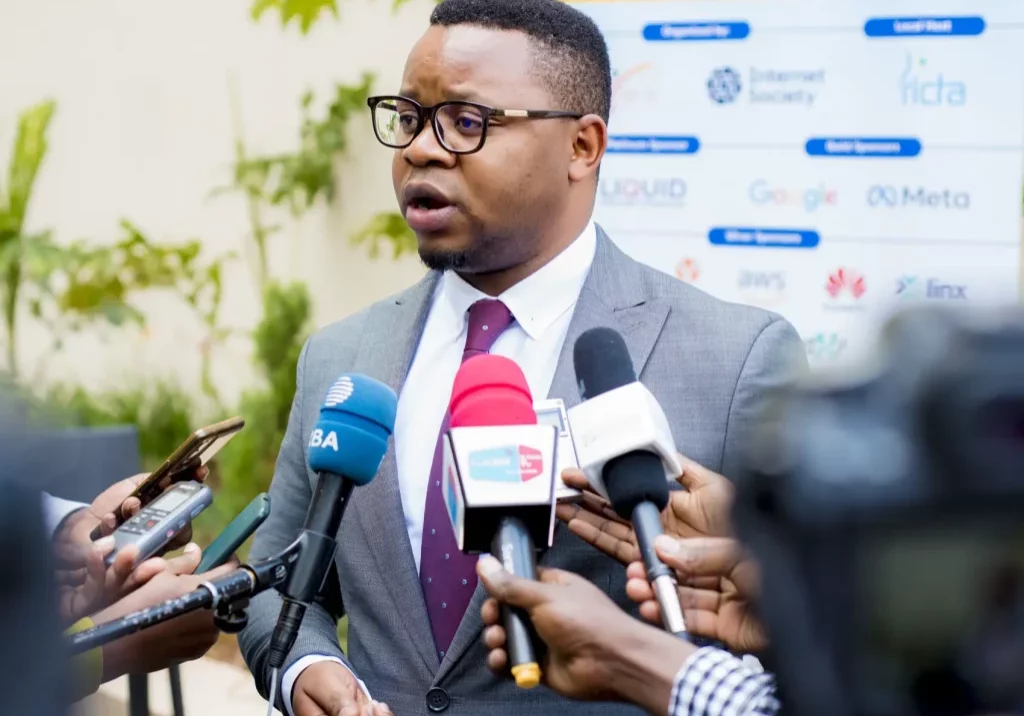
[749,179,838,213]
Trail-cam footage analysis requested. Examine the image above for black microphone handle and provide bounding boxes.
[492,516,543,689]
[632,501,689,639]
[267,472,355,671]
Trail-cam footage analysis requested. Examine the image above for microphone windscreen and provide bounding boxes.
[307,374,398,484]
[573,327,636,400]
[604,452,670,518]
[450,354,537,427]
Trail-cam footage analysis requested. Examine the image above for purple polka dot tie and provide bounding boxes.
[419,299,515,659]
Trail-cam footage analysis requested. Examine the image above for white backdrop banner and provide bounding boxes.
[574,0,1024,367]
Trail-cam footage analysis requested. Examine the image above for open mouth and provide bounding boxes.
[408,196,450,211]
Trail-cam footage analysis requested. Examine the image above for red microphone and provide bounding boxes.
[444,354,550,689]
[450,353,537,428]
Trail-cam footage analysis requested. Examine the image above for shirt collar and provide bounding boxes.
[435,219,597,342]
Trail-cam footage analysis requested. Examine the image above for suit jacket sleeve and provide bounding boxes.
[238,338,357,707]
[719,317,807,481]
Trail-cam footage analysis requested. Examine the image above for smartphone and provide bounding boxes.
[196,493,271,574]
[104,481,213,567]
[91,416,245,540]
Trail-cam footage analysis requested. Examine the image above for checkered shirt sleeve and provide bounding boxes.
[668,646,780,716]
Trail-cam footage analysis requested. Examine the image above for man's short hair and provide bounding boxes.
[430,0,612,122]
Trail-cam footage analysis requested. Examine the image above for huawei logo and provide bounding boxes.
[825,268,866,299]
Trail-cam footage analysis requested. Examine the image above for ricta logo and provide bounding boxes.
[468,446,544,483]
[900,54,966,107]
[324,376,354,407]
[895,276,967,300]
[826,268,867,300]
[675,257,700,282]
[308,428,339,452]
[749,179,837,212]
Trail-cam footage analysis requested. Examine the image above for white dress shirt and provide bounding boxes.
[42,493,88,538]
[283,220,597,713]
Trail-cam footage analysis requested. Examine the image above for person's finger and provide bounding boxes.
[536,566,581,587]
[481,597,501,627]
[560,468,593,492]
[674,455,711,491]
[119,555,168,595]
[562,507,640,564]
[625,561,646,581]
[638,600,660,625]
[164,543,203,575]
[680,609,720,640]
[370,701,393,716]
[194,465,210,482]
[656,536,741,579]
[486,647,508,673]
[477,556,553,610]
[165,524,194,551]
[483,624,507,650]
[105,545,140,589]
[625,577,655,605]
[119,497,143,520]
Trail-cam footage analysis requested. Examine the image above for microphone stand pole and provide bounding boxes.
[66,537,306,655]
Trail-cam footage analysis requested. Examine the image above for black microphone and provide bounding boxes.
[572,327,689,639]
[266,374,398,673]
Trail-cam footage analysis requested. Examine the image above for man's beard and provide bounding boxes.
[418,246,472,272]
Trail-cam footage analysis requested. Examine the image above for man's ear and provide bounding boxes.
[568,115,607,183]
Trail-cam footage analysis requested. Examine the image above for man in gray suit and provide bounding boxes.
[239,0,806,714]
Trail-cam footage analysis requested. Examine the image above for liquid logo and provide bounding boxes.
[599,177,687,207]
[675,257,700,282]
[749,179,837,212]
[900,54,966,107]
[805,332,848,361]
[708,65,825,107]
[611,63,656,114]
[867,185,970,210]
[895,276,967,300]
[468,445,544,483]
[826,268,867,300]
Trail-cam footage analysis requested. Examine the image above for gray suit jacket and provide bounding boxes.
[239,227,806,715]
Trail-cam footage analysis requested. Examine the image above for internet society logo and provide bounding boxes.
[468,445,544,483]
[707,67,742,104]
[708,65,825,106]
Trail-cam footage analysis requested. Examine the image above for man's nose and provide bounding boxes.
[402,119,455,167]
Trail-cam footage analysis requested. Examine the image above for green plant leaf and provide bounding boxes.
[250,0,339,34]
[350,211,418,260]
[0,99,56,241]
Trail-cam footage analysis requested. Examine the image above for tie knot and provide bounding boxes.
[464,299,514,359]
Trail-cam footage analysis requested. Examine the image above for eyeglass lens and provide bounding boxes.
[373,99,486,152]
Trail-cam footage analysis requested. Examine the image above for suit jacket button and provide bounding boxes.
[426,687,450,712]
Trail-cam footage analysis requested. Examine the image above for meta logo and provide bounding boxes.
[867,185,970,210]
[599,177,687,207]
[308,428,339,452]
[675,257,700,282]
[749,179,837,212]
[895,276,968,300]
[708,65,825,107]
[468,446,544,483]
[611,63,657,114]
[804,332,848,362]
[900,54,966,107]
[825,268,867,307]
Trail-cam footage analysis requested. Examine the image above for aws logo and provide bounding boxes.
[468,446,544,483]
[611,63,657,114]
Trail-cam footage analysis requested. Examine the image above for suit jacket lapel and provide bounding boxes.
[438,226,670,679]
[350,270,442,675]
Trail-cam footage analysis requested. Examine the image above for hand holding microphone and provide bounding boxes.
[442,354,559,688]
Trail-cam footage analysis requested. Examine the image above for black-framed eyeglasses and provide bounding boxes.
[366,95,583,155]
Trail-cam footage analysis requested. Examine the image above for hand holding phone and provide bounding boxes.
[90,417,244,541]
[104,482,214,568]
[197,493,271,574]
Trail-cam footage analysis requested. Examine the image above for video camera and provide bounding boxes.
[735,305,1024,716]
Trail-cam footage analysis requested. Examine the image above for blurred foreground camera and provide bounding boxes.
[736,306,1024,716]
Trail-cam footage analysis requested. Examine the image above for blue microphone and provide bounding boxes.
[267,374,398,672]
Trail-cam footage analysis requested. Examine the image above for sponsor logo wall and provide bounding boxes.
[579,1,1024,367]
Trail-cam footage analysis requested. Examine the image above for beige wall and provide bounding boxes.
[0,0,434,404]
